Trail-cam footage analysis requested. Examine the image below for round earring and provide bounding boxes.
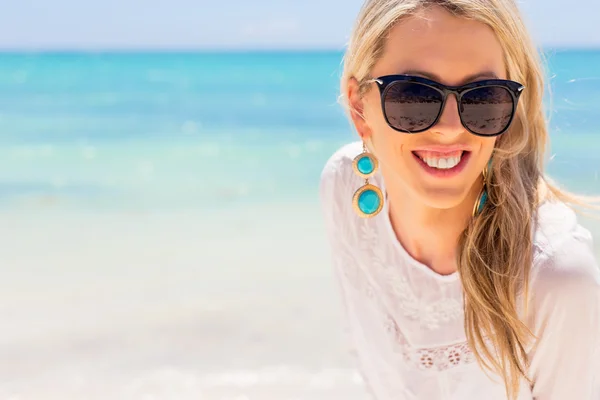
[352,143,384,218]
[472,158,492,217]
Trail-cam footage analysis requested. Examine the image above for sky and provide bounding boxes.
[0,0,599,50]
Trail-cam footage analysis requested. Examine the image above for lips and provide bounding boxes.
[411,144,471,153]
[412,150,464,160]
[411,150,472,178]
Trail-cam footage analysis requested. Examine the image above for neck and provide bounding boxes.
[385,178,482,276]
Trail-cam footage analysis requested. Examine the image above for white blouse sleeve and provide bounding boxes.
[319,144,380,398]
[526,224,600,399]
[318,147,354,350]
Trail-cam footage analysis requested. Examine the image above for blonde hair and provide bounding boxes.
[340,0,599,399]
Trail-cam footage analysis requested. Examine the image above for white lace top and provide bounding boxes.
[319,141,600,400]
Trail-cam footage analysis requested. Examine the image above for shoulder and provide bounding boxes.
[526,201,600,399]
[319,141,363,192]
[319,141,365,211]
[530,200,600,303]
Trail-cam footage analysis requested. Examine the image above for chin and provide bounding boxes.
[415,186,473,211]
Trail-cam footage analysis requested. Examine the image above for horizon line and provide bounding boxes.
[0,44,599,54]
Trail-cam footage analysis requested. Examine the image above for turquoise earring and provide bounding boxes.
[352,143,384,218]
[473,158,492,217]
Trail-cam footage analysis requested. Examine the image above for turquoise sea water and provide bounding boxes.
[0,50,599,211]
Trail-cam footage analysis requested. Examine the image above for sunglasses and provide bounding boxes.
[365,75,525,137]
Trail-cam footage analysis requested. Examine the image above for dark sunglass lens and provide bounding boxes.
[460,86,514,135]
[383,82,443,132]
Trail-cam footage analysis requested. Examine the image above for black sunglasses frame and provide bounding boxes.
[366,75,526,137]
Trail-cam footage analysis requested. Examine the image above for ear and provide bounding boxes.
[347,77,373,141]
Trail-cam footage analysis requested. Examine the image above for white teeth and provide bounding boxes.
[421,154,462,169]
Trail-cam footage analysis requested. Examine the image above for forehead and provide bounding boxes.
[373,6,507,85]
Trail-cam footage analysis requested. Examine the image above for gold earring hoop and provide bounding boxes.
[352,142,383,218]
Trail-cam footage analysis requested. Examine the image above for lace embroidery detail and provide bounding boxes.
[384,315,477,371]
[336,250,376,300]
[342,266,477,373]
[388,274,463,330]
[359,220,463,330]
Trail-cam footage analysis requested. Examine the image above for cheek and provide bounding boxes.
[482,137,497,156]
[370,119,408,158]
[365,100,410,153]
[370,129,417,180]
[473,137,497,172]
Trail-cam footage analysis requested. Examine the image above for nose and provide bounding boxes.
[430,94,464,138]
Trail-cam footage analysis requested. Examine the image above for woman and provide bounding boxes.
[319,1,600,399]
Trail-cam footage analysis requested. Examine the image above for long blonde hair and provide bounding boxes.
[340,0,597,398]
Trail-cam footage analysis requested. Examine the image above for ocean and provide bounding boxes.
[1,50,599,211]
[0,50,598,399]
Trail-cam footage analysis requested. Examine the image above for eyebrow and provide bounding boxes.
[399,69,500,84]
